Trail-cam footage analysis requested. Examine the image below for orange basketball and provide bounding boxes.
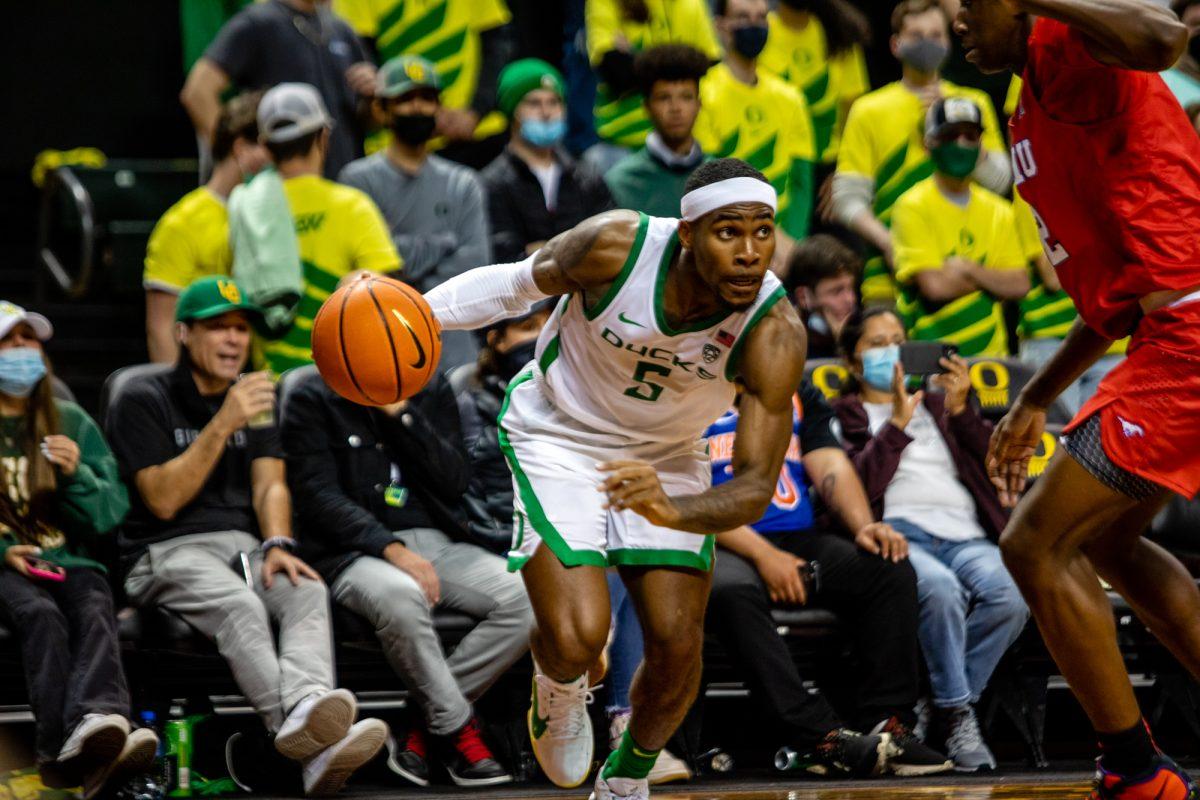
[311,275,442,406]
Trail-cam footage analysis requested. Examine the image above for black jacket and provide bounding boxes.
[449,364,512,555]
[480,147,615,262]
[281,370,470,580]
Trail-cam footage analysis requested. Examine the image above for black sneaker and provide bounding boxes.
[441,718,512,787]
[784,729,893,777]
[872,716,954,777]
[387,727,431,787]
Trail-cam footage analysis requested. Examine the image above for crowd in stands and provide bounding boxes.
[7,0,1200,794]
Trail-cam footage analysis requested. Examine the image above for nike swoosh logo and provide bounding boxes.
[530,680,549,739]
[391,309,427,370]
[618,312,644,328]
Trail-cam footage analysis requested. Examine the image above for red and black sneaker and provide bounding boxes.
[387,726,431,787]
[442,718,513,787]
[1090,754,1199,800]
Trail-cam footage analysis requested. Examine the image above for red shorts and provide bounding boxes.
[1065,298,1200,497]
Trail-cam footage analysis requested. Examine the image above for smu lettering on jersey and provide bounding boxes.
[705,395,813,534]
[532,213,787,448]
[1010,18,1200,340]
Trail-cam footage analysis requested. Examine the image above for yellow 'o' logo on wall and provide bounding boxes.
[811,363,849,400]
[1027,431,1056,478]
[969,360,1010,409]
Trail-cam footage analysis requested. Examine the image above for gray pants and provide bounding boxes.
[331,528,533,735]
[125,531,335,731]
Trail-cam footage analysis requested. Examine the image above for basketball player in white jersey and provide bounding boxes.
[425,159,806,800]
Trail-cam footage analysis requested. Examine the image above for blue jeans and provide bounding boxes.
[606,571,643,714]
[887,520,1029,709]
[1020,337,1124,417]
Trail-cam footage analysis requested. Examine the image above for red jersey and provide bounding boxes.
[1010,18,1200,340]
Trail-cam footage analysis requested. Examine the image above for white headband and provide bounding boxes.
[679,177,778,222]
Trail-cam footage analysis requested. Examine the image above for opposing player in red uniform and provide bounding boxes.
[954,1,1200,798]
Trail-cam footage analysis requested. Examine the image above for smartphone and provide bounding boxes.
[24,557,66,582]
[797,560,821,595]
[899,342,958,377]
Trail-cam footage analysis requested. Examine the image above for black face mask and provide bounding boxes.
[390,113,437,145]
[496,340,538,381]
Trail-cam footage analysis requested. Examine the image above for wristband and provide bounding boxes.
[261,536,296,555]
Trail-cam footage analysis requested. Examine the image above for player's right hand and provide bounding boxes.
[218,371,275,432]
[987,400,1047,509]
[753,547,808,606]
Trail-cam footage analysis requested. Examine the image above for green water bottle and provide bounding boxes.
[164,717,196,797]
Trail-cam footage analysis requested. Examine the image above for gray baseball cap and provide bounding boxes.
[257,83,334,143]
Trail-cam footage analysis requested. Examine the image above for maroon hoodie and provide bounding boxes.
[832,391,1010,542]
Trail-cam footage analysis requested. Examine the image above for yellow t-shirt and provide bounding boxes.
[759,12,869,164]
[586,0,721,148]
[333,0,511,140]
[262,175,402,374]
[143,187,231,294]
[893,178,1024,357]
[838,80,1005,302]
[694,63,816,238]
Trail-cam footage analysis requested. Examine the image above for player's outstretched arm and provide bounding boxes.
[424,210,641,331]
[602,302,807,535]
[1020,0,1187,71]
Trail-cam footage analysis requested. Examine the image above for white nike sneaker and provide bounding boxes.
[276,689,357,761]
[529,673,596,788]
[608,711,690,785]
[590,772,650,800]
[57,713,129,777]
[302,718,388,796]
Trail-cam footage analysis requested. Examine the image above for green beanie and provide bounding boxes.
[497,58,565,118]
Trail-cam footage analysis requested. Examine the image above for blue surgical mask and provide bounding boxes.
[521,117,566,148]
[0,347,46,399]
[861,345,900,392]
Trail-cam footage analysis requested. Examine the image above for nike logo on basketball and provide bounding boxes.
[391,309,427,369]
[618,312,644,328]
[1118,417,1145,438]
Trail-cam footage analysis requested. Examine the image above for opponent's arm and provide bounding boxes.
[1018,0,1187,71]
[602,302,807,534]
[424,210,640,330]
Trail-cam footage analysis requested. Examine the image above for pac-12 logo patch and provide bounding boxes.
[702,344,720,363]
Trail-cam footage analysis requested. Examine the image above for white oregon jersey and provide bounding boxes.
[530,213,786,448]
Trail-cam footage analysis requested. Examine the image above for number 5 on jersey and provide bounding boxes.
[625,361,671,403]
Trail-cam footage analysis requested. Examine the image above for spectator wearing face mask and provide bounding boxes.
[1163,0,1200,106]
[338,56,491,371]
[696,0,817,273]
[829,0,1008,305]
[145,92,270,365]
[480,59,615,262]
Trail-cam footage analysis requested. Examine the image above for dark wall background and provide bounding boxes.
[0,1,195,293]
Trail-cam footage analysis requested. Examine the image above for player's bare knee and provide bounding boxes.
[535,620,608,673]
[642,628,703,673]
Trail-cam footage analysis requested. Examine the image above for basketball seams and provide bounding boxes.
[337,282,379,405]
[410,288,441,391]
[365,282,404,404]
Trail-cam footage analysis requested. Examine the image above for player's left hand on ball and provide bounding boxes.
[598,460,680,527]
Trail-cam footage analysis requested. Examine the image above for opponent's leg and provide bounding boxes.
[520,544,611,788]
[593,564,710,798]
[1002,452,1197,797]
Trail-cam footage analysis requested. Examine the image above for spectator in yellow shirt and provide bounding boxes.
[144,92,269,364]
[255,84,402,374]
[891,98,1027,358]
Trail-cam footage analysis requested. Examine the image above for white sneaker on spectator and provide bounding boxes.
[608,711,690,785]
[943,705,997,773]
[82,727,159,800]
[276,689,357,762]
[530,673,595,788]
[57,713,129,776]
[302,718,388,796]
[913,697,932,743]
[590,773,650,800]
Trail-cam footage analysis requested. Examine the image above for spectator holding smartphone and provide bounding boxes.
[0,303,155,797]
[109,277,386,796]
[832,308,1027,773]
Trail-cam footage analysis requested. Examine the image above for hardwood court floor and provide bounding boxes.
[340,771,1104,799]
